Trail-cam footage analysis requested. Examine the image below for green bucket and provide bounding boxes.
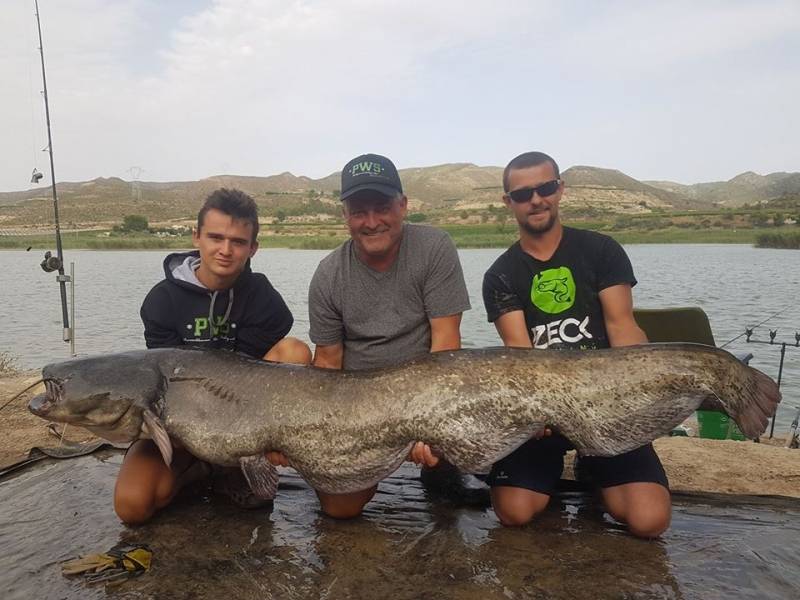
[696,410,746,441]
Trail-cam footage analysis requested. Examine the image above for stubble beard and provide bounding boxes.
[519,212,557,236]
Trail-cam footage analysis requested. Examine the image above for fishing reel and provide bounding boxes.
[40,250,62,273]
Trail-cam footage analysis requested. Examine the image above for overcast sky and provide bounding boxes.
[1,0,798,192]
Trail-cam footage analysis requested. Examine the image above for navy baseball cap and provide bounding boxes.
[340,154,403,201]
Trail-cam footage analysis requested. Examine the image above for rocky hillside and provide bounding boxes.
[1,164,797,229]
[562,166,693,214]
[645,171,800,207]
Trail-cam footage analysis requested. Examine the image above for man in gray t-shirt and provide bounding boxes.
[309,222,469,370]
[303,153,471,518]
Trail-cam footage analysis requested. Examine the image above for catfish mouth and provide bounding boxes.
[28,379,130,429]
[28,379,62,417]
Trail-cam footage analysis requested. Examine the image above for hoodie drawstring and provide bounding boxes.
[207,288,234,339]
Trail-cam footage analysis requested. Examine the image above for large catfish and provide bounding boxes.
[27,344,779,496]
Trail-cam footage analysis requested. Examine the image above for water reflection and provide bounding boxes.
[2,453,798,599]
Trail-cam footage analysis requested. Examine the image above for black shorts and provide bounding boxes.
[484,434,669,496]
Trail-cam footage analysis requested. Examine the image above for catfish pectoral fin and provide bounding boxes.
[239,455,279,500]
[142,409,172,466]
[440,423,545,475]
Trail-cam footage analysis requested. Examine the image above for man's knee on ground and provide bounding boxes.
[265,337,312,365]
[317,487,375,519]
[113,485,158,525]
[114,468,175,525]
[625,505,671,539]
[492,488,550,527]
[319,496,367,519]
[602,482,671,538]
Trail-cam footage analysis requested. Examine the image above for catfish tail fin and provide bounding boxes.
[719,366,781,439]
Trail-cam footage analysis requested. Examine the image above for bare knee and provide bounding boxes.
[602,483,671,538]
[265,337,312,365]
[114,441,176,525]
[492,487,550,527]
[320,501,364,520]
[318,487,375,519]
[626,506,671,539]
[114,486,157,525]
[494,503,548,527]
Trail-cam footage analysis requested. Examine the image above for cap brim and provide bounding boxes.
[340,183,401,201]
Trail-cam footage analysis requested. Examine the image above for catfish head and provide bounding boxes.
[28,350,173,463]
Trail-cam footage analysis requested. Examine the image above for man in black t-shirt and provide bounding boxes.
[481,151,671,539]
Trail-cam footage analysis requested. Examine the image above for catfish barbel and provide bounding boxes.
[27,344,780,496]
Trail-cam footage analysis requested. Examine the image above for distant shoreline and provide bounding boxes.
[1,223,798,250]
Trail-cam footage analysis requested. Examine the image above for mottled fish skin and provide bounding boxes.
[28,344,780,495]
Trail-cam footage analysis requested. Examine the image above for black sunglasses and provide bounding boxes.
[506,179,561,203]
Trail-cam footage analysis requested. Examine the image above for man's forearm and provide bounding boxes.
[429,314,462,352]
[312,343,344,370]
[606,323,648,347]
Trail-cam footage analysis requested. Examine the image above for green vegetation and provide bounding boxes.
[0,224,790,250]
[119,214,149,232]
[264,197,340,219]
[755,232,800,249]
[1,202,797,250]
[438,224,518,247]
[605,228,768,244]
[0,231,188,250]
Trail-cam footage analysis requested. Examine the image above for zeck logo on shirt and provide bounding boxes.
[530,266,576,314]
[531,316,593,349]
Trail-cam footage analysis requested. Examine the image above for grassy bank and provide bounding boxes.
[755,232,800,249]
[0,232,189,250]
[442,223,780,246]
[0,224,795,250]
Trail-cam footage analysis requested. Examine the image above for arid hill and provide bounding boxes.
[1,164,798,229]
[645,171,800,207]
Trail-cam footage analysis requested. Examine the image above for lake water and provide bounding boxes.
[2,244,798,429]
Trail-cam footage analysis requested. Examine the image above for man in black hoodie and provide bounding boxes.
[114,188,311,524]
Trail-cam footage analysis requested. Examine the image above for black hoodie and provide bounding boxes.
[140,250,293,358]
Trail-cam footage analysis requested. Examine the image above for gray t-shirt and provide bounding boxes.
[309,224,471,370]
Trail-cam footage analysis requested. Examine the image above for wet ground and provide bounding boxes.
[1,451,799,600]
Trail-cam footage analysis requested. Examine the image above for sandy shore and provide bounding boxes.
[1,371,798,498]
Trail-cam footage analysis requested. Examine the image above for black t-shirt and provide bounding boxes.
[482,227,636,350]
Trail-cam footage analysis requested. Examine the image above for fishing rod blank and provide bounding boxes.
[33,0,71,344]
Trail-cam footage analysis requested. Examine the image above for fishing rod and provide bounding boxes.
[719,305,791,349]
[743,327,800,441]
[33,0,72,348]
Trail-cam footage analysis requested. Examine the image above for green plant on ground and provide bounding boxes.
[121,214,149,232]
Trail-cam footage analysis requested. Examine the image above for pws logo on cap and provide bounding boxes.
[350,161,385,177]
[340,153,403,200]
